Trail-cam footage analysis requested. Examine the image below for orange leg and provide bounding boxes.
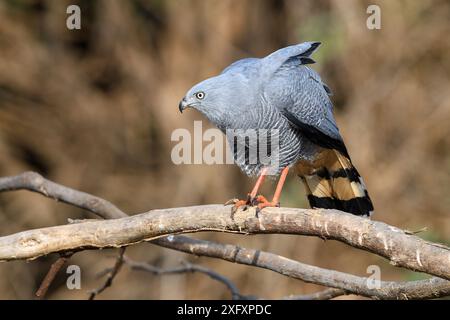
[227,168,269,215]
[257,167,290,211]
[228,167,290,218]
[249,168,268,198]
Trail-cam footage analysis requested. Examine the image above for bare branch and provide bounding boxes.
[0,203,448,281]
[124,257,346,300]
[0,172,125,219]
[123,257,249,300]
[155,235,450,300]
[88,248,126,300]
[282,288,347,300]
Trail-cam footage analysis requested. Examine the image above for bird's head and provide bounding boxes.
[178,73,250,126]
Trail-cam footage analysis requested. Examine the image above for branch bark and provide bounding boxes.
[0,172,125,219]
[283,288,346,300]
[35,254,72,299]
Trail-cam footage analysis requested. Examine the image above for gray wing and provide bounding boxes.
[223,42,320,76]
[221,57,259,75]
[264,65,349,157]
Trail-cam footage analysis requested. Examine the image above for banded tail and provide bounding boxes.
[297,149,374,216]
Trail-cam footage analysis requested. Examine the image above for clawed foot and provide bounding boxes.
[225,194,252,220]
[225,167,288,220]
[253,196,280,217]
[225,194,280,219]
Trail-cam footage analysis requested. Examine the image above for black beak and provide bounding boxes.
[178,97,187,113]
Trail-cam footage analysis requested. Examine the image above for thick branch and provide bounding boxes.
[0,204,448,281]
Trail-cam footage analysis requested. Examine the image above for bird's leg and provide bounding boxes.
[227,168,268,216]
[249,168,268,203]
[256,167,289,214]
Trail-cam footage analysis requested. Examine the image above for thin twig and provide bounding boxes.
[88,248,126,300]
[35,254,72,299]
[123,256,250,300]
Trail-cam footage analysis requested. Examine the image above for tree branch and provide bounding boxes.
[88,247,126,300]
[123,257,249,300]
[0,203,448,281]
[283,288,346,300]
[122,257,346,300]
[155,235,450,299]
[35,254,72,299]
[0,172,449,299]
[0,172,125,219]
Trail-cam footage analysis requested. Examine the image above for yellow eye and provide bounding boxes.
[195,92,205,100]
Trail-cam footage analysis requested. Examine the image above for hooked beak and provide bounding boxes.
[178,97,188,113]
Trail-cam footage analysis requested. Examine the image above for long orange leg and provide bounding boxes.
[250,168,268,198]
[228,168,269,215]
[256,167,290,212]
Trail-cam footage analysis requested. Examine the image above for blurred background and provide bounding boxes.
[0,0,449,299]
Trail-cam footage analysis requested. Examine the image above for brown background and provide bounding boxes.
[0,0,449,299]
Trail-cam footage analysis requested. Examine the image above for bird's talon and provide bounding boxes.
[224,198,239,206]
[256,200,278,212]
[230,199,249,219]
[229,194,276,218]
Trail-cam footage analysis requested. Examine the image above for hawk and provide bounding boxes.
[179,42,373,216]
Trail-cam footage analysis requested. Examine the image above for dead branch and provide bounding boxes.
[122,256,345,300]
[35,253,72,299]
[283,288,347,300]
[123,257,247,300]
[88,248,126,300]
[0,171,449,300]
[156,236,450,299]
[0,203,448,281]
[0,172,125,219]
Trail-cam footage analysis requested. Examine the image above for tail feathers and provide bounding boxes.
[298,150,374,216]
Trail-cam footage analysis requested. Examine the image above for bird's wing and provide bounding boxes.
[262,49,348,157]
[260,42,320,79]
[221,58,259,75]
[280,67,348,158]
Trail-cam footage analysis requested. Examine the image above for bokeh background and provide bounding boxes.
[0,0,449,299]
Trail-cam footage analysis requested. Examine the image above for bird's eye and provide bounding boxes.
[195,92,205,100]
